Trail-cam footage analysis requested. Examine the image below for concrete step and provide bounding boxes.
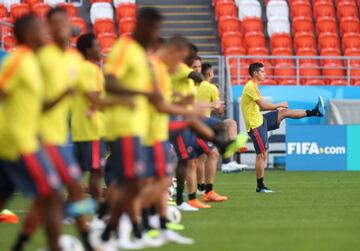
[138,5,212,12]
[137,0,212,5]
[161,28,217,36]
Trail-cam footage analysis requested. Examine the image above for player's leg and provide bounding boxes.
[196,154,206,194]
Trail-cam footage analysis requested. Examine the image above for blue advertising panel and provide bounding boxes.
[286,125,347,171]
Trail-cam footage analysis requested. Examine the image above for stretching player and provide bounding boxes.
[0,15,63,251]
[242,63,325,193]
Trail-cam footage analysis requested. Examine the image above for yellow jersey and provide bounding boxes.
[103,36,151,140]
[241,79,263,131]
[196,80,219,117]
[0,46,43,160]
[71,60,105,141]
[143,55,172,146]
[171,63,195,102]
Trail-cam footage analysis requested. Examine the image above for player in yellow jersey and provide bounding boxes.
[242,63,324,193]
[0,15,63,251]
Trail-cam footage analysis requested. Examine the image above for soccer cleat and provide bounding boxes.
[188,199,212,209]
[0,209,19,224]
[166,222,185,231]
[141,231,166,248]
[160,230,194,245]
[256,186,274,193]
[118,239,145,250]
[197,189,205,196]
[176,202,199,212]
[315,96,325,117]
[221,161,247,173]
[90,217,106,231]
[89,230,117,251]
[66,198,97,218]
[223,133,248,159]
[202,191,228,202]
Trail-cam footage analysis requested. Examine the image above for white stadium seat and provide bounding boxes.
[44,0,66,7]
[238,0,261,21]
[0,0,20,11]
[267,16,290,37]
[90,2,114,24]
[113,0,135,8]
[266,0,289,20]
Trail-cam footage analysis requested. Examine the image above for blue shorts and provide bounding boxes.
[0,150,62,199]
[105,137,146,185]
[145,141,174,177]
[202,117,222,129]
[45,144,82,185]
[248,111,279,154]
[73,139,107,172]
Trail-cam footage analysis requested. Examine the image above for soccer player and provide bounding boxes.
[0,15,63,251]
[242,63,325,193]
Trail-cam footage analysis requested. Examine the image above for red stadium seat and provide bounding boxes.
[320,48,342,66]
[241,17,263,34]
[32,3,51,19]
[300,63,323,85]
[272,47,293,65]
[292,16,314,35]
[218,16,241,37]
[337,1,357,20]
[3,34,16,51]
[297,47,318,64]
[215,1,237,19]
[225,46,247,66]
[23,0,43,7]
[0,17,14,38]
[0,4,7,19]
[93,18,115,36]
[318,32,340,50]
[313,1,335,20]
[274,63,297,85]
[340,17,360,36]
[322,63,345,84]
[221,32,243,51]
[57,3,77,17]
[344,48,360,66]
[248,47,270,63]
[11,4,30,19]
[316,17,338,34]
[91,0,112,3]
[98,33,117,52]
[260,79,277,85]
[270,33,292,50]
[294,32,316,51]
[119,17,136,35]
[243,31,266,49]
[71,17,87,34]
[342,33,360,52]
[349,64,360,85]
[291,0,312,18]
[116,3,137,20]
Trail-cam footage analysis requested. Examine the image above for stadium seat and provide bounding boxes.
[270,33,292,50]
[90,2,114,24]
[221,32,243,51]
[225,46,246,66]
[316,17,338,34]
[119,17,136,35]
[44,0,65,7]
[292,16,314,34]
[230,63,250,85]
[300,63,324,85]
[114,0,136,8]
[98,32,117,52]
[291,0,312,18]
[260,79,277,85]
[344,48,360,66]
[349,64,360,85]
[296,47,318,64]
[116,3,136,20]
[318,32,340,51]
[215,1,238,19]
[0,4,7,18]
[313,1,335,20]
[266,0,289,20]
[267,17,290,37]
[0,17,13,39]
[294,32,316,51]
[272,47,293,65]
[71,16,86,33]
[91,0,112,4]
[322,63,346,85]
[23,0,43,7]
[342,33,360,52]
[238,0,261,21]
[10,3,30,19]
[57,3,77,17]
[218,16,241,36]
[3,33,16,51]
[320,48,342,66]
[93,18,115,36]
[247,46,270,64]
[337,1,358,20]
[32,3,51,19]
[241,17,263,34]
[2,0,20,11]
[340,17,360,36]
[274,63,297,85]
[243,31,266,49]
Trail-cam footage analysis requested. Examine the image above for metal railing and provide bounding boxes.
[0,20,14,51]
[200,55,226,99]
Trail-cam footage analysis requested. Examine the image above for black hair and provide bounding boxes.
[191,55,202,65]
[249,62,264,77]
[163,35,189,50]
[76,33,96,57]
[47,6,68,20]
[189,43,198,54]
[201,63,212,76]
[137,7,163,25]
[14,14,38,44]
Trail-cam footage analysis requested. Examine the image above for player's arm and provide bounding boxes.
[105,74,150,97]
[0,89,5,99]
[43,87,75,112]
[256,98,288,111]
[85,91,134,110]
[188,71,204,84]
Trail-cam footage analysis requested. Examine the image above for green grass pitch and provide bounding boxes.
[1,171,360,251]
